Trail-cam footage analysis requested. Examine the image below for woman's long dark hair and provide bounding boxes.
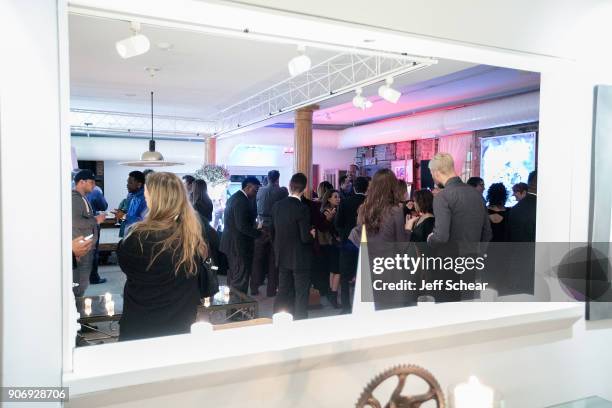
[320,189,339,212]
[191,179,209,206]
[357,169,400,233]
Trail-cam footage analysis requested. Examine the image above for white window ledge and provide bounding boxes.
[64,302,582,396]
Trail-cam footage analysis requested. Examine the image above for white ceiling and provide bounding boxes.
[69,13,339,118]
[69,13,539,129]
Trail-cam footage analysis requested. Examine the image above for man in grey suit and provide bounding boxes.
[427,153,492,245]
[72,170,105,297]
[426,153,492,301]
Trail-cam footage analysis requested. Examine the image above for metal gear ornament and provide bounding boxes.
[356,364,445,408]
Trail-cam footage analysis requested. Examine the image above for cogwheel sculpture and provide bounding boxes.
[356,364,445,408]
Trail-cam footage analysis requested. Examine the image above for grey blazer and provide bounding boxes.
[72,190,97,242]
[427,177,492,245]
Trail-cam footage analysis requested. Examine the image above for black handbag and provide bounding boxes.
[200,257,220,298]
[199,224,220,298]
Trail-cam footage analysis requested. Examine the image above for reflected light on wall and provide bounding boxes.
[227,144,283,166]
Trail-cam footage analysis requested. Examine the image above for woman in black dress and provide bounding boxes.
[486,182,509,242]
[117,172,208,341]
[319,189,341,308]
[191,179,214,223]
[405,189,435,244]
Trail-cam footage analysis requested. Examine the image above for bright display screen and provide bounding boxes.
[480,132,536,207]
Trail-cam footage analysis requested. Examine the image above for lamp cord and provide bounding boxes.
[150,91,154,141]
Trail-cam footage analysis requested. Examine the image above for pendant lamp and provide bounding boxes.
[120,91,184,167]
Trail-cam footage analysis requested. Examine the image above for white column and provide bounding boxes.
[0,0,64,402]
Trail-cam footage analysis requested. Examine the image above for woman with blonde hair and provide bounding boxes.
[117,172,208,341]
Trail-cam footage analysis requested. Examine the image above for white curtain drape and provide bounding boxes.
[437,133,473,179]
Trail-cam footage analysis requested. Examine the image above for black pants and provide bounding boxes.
[274,267,310,320]
[251,227,278,296]
[89,225,102,283]
[339,246,359,312]
[227,251,253,295]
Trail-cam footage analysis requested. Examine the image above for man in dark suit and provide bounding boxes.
[506,170,537,242]
[504,171,537,295]
[220,177,262,294]
[335,176,369,313]
[252,170,288,296]
[271,173,315,320]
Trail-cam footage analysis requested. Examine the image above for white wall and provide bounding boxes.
[228,0,611,62]
[66,316,612,408]
[102,161,203,210]
[3,2,612,408]
[0,0,63,404]
[74,129,356,197]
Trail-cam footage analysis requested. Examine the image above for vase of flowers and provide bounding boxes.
[194,164,230,204]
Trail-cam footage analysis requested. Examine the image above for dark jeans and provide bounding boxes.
[274,267,310,320]
[251,227,278,296]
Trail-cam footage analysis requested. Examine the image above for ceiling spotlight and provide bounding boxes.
[378,76,402,103]
[115,21,150,59]
[288,45,311,77]
[352,88,373,110]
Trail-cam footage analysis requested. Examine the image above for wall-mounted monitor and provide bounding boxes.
[480,132,536,206]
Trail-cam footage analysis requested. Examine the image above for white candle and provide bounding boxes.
[191,321,213,335]
[104,292,112,303]
[223,286,230,296]
[272,311,293,326]
[417,295,435,306]
[84,298,92,308]
[106,300,115,316]
[454,376,494,408]
[204,297,211,307]
[480,288,498,302]
[84,305,92,316]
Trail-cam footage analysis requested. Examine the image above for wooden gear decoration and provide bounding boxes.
[356,364,445,408]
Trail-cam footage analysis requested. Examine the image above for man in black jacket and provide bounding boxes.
[335,176,369,313]
[506,170,537,242]
[271,173,315,320]
[220,177,262,294]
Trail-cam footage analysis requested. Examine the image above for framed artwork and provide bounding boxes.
[391,159,413,182]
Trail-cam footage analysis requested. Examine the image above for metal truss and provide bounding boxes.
[70,52,436,138]
[211,52,437,136]
[70,109,214,138]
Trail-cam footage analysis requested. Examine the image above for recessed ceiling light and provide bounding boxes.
[157,42,174,51]
[144,67,161,77]
[363,39,376,43]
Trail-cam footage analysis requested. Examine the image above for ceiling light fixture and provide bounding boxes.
[288,45,311,77]
[378,76,402,104]
[115,21,151,59]
[119,92,184,167]
[352,88,373,110]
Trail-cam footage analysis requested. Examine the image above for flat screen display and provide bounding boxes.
[480,132,536,207]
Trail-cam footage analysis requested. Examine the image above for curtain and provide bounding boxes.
[437,133,473,180]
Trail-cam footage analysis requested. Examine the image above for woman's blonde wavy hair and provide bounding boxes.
[128,172,207,276]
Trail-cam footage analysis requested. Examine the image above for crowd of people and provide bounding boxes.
[70,151,537,341]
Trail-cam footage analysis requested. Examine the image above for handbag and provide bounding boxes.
[200,256,220,298]
[199,223,220,298]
